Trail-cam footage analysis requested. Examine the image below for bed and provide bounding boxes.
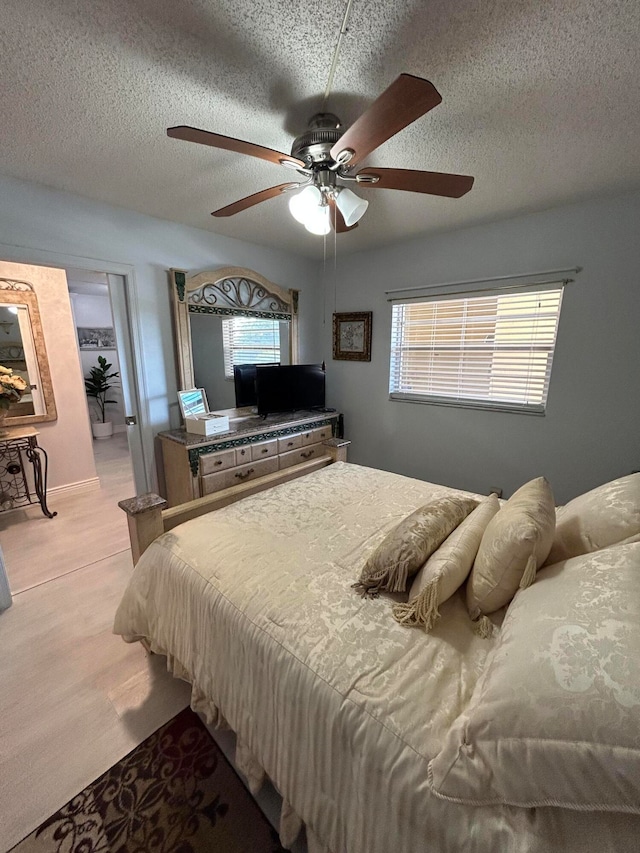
[114,460,640,853]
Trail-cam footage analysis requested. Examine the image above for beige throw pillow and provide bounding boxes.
[545,472,640,565]
[393,495,500,631]
[429,543,640,813]
[353,496,478,598]
[467,477,555,617]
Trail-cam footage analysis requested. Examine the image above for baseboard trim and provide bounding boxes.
[48,477,101,497]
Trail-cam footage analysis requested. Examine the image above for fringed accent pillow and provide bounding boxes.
[352,495,478,598]
[466,476,555,618]
[393,495,500,631]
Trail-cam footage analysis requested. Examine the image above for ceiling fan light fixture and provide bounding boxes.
[303,204,331,236]
[288,185,323,224]
[335,187,368,227]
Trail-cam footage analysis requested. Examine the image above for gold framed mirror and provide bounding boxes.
[169,267,299,412]
[0,279,57,425]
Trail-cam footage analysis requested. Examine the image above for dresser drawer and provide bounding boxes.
[278,443,328,470]
[235,445,252,465]
[199,447,236,475]
[277,433,303,453]
[301,425,333,445]
[250,439,278,461]
[201,457,279,495]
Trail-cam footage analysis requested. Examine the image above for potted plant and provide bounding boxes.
[84,355,119,440]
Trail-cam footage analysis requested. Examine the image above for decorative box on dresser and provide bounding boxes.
[158,410,345,507]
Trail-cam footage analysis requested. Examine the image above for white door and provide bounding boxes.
[107,274,147,493]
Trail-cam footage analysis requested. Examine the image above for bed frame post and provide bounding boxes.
[118,494,168,564]
[323,438,351,463]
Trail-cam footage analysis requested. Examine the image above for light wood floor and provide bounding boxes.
[0,433,191,852]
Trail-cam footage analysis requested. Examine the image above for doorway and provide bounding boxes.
[66,268,135,499]
[0,244,150,496]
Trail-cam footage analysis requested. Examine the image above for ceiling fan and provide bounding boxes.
[167,73,474,236]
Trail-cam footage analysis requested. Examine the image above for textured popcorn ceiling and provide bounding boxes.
[1,0,639,259]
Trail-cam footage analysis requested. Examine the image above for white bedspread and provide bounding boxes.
[114,462,640,853]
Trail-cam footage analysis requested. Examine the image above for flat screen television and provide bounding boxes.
[255,363,325,416]
[233,363,279,408]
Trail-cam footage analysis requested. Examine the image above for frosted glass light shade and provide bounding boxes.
[304,205,331,235]
[288,185,322,224]
[335,187,368,227]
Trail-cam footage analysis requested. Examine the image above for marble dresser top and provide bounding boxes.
[159,409,339,449]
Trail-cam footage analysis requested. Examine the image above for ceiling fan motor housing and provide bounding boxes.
[291,113,344,166]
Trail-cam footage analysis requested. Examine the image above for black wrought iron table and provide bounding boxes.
[0,426,57,518]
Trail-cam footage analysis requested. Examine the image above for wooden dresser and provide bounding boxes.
[158,410,344,507]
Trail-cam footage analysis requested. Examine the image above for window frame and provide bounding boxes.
[388,282,565,415]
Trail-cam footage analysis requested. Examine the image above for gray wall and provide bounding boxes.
[321,191,640,504]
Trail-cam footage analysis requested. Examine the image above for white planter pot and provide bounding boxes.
[92,421,114,440]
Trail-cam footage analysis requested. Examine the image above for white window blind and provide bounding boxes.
[222,316,281,378]
[389,285,564,413]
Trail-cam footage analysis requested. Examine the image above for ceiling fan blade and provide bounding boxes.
[330,74,442,168]
[212,183,301,217]
[328,198,358,233]
[355,167,474,198]
[167,126,305,169]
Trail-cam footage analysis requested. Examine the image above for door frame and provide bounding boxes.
[0,242,151,493]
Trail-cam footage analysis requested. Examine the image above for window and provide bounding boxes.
[222,316,281,378]
[389,285,564,413]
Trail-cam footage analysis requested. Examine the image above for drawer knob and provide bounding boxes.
[301,450,314,459]
[261,448,268,454]
[287,441,293,447]
[235,468,255,480]
[214,460,222,466]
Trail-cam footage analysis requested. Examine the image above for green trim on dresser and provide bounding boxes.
[187,418,336,477]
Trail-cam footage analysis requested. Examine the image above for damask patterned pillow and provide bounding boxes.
[466,477,555,617]
[352,496,478,598]
[545,472,640,565]
[429,542,640,813]
[393,495,500,631]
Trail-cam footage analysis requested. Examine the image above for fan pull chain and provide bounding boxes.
[322,0,356,110]
[322,232,327,324]
[333,223,338,314]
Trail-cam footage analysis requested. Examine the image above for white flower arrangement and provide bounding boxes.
[0,364,28,411]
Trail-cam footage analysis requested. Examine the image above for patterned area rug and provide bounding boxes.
[10,708,286,853]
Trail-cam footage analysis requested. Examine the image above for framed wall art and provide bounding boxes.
[332,312,372,362]
[77,327,116,350]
